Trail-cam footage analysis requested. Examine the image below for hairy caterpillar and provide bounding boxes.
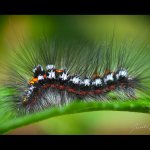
[0,37,150,116]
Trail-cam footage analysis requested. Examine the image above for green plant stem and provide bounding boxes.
[0,99,150,134]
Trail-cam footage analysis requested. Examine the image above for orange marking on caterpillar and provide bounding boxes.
[29,78,38,84]
[92,73,101,79]
[44,74,47,78]
[55,69,64,73]
[104,69,111,75]
[92,67,101,79]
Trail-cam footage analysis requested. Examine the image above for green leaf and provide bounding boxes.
[0,98,150,134]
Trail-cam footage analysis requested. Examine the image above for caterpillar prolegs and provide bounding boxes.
[1,38,150,114]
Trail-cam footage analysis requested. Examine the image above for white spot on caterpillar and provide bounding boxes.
[104,73,114,84]
[59,72,69,80]
[71,76,81,84]
[38,75,44,80]
[116,69,128,79]
[47,70,55,79]
[92,78,102,86]
[27,91,32,95]
[29,85,34,91]
[27,90,32,97]
[26,86,34,97]
[82,78,91,86]
[46,64,55,70]
[33,64,43,73]
[32,68,36,73]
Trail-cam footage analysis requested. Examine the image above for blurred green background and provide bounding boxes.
[0,15,150,134]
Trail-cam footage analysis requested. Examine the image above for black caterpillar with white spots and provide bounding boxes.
[1,38,150,114]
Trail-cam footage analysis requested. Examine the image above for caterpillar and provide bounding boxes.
[0,37,150,116]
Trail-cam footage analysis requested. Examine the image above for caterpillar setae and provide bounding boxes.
[0,37,150,116]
